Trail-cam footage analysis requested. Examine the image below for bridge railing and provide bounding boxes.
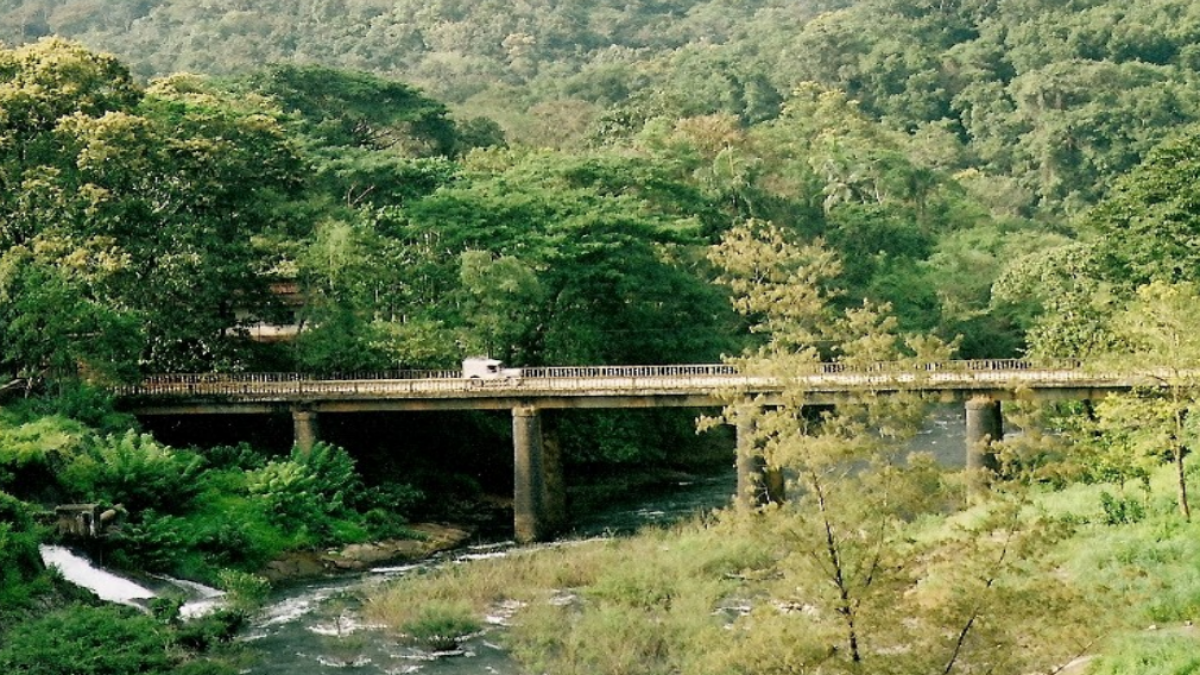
[116,359,1105,399]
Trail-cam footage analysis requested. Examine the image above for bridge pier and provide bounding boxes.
[965,397,1002,483]
[513,406,566,543]
[292,408,319,455]
[736,411,784,510]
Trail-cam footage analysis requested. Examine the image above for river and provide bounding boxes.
[42,404,971,674]
[236,470,740,674]
[233,404,973,674]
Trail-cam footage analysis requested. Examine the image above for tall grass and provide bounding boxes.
[1087,632,1200,675]
[364,459,1200,674]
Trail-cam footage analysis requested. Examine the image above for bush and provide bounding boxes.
[63,431,205,513]
[244,442,365,544]
[203,443,266,471]
[105,510,195,572]
[216,569,270,613]
[172,609,247,652]
[1100,490,1146,525]
[0,604,173,675]
[24,381,138,434]
[0,414,91,500]
[0,492,45,606]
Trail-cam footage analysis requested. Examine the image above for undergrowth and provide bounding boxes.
[365,458,1200,674]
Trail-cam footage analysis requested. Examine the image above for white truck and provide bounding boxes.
[462,357,522,380]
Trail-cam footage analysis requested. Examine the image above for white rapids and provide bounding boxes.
[38,545,225,617]
[39,545,156,607]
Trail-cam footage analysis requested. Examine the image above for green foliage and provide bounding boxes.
[0,601,245,675]
[0,491,45,607]
[106,510,194,572]
[1086,128,1200,287]
[171,609,246,653]
[202,443,266,472]
[0,413,90,496]
[241,64,457,154]
[12,381,138,434]
[1088,633,1200,675]
[63,431,205,513]
[0,604,172,675]
[215,569,270,613]
[0,39,309,377]
[1099,490,1147,525]
[244,442,366,545]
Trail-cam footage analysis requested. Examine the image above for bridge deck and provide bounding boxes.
[117,360,1163,414]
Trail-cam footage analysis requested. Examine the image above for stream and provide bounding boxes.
[236,470,741,675]
[41,405,971,674]
[235,404,972,674]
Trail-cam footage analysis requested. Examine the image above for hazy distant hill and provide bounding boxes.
[5,0,1200,214]
[0,1,833,93]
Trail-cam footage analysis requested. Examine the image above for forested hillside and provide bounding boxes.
[4,0,1200,218]
[5,1,1200,396]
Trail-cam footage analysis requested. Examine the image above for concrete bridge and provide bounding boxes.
[116,359,1164,541]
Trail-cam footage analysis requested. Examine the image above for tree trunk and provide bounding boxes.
[1176,445,1191,521]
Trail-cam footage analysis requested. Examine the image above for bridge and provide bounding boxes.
[116,359,1164,541]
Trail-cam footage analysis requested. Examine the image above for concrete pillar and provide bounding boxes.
[540,412,567,536]
[736,410,784,510]
[965,397,1002,476]
[292,409,319,456]
[513,406,565,543]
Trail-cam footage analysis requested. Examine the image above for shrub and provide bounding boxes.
[172,609,247,652]
[24,381,138,434]
[216,569,271,613]
[0,492,45,606]
[203,443,266,471]
[105,509,196,572]
[1100,490,1146,525]
[0,604,173,675]
[362,482,425,515]
[244,442,365,544]
[63,431,205,513]
[0,415,91,500]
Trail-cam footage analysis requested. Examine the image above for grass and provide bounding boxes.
[362,458,1200,674]
[1087,631,1200,675]
[400,600,481,650]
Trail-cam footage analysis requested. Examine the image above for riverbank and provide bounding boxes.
[359,460,1200,675]
[262,522,475,582]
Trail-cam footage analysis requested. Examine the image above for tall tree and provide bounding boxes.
[0,41,307,377]
[1094,281,1200,519]
[702,218,1094,673]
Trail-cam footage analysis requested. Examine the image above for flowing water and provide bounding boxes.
[38,545,225,617]
[235,472,741,675]
[44,405,971,674]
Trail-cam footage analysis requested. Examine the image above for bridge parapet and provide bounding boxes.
[116,359,1134,405]
[121,357,1099,393]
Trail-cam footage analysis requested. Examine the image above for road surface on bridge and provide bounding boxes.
[117,359,1169,413]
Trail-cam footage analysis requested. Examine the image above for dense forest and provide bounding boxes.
[4,0,1200,672]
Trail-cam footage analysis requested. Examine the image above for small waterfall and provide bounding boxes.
[38,545,225,617]
[39,545,156,608]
